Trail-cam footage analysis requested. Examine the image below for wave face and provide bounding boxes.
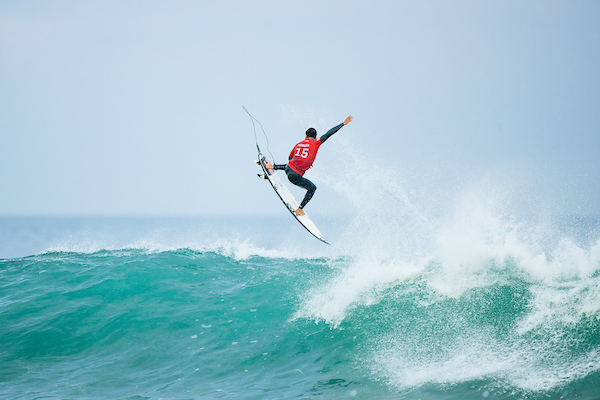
[1,217,600,399]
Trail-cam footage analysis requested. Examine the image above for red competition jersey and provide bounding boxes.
[287,138,323,175]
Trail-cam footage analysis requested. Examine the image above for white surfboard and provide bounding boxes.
[256,148,329,245]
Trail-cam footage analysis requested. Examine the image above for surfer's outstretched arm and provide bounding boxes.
[319,115,353,143]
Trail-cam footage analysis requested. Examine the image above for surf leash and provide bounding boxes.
[243,106,276,164]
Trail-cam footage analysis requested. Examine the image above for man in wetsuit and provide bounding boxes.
[265,115,353,216]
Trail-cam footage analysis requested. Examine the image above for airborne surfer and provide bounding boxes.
[265,115,353,216]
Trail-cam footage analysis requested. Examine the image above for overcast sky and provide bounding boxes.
[1,1,599,218]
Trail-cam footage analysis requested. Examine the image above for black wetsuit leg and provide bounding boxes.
[285,165,316,209]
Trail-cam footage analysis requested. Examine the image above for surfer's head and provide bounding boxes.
[305,128,317,138]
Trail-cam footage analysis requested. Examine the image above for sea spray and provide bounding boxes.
[292,138,600,397]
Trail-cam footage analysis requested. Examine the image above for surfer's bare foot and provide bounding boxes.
[295,208,305,216]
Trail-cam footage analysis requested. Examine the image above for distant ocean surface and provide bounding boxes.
[2,214,600,399]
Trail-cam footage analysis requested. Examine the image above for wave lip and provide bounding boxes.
[42,238,298,261]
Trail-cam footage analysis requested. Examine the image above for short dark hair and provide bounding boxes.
[306,128,317,138]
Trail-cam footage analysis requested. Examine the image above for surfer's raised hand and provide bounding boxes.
[343,115,353,125]
[265,160,274,169]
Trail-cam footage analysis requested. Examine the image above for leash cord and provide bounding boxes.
[242,106,276,164]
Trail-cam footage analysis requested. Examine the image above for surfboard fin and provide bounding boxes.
[257,174,267,180]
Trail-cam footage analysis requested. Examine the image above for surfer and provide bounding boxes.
[265,115,353,216]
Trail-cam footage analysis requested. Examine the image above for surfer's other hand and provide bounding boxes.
[265,161,274,169]
[343,115,353,125]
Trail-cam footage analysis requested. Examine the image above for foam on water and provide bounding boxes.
[369,325,600,392]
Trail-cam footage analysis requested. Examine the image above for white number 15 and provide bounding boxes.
[295,147,309,158]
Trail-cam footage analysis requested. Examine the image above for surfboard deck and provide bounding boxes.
[255,149,329,245]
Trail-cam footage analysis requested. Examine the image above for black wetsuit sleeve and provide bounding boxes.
[319,122,344,144]
[273,164,287,170]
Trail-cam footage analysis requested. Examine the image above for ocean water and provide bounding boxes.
[2,206,600,399]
